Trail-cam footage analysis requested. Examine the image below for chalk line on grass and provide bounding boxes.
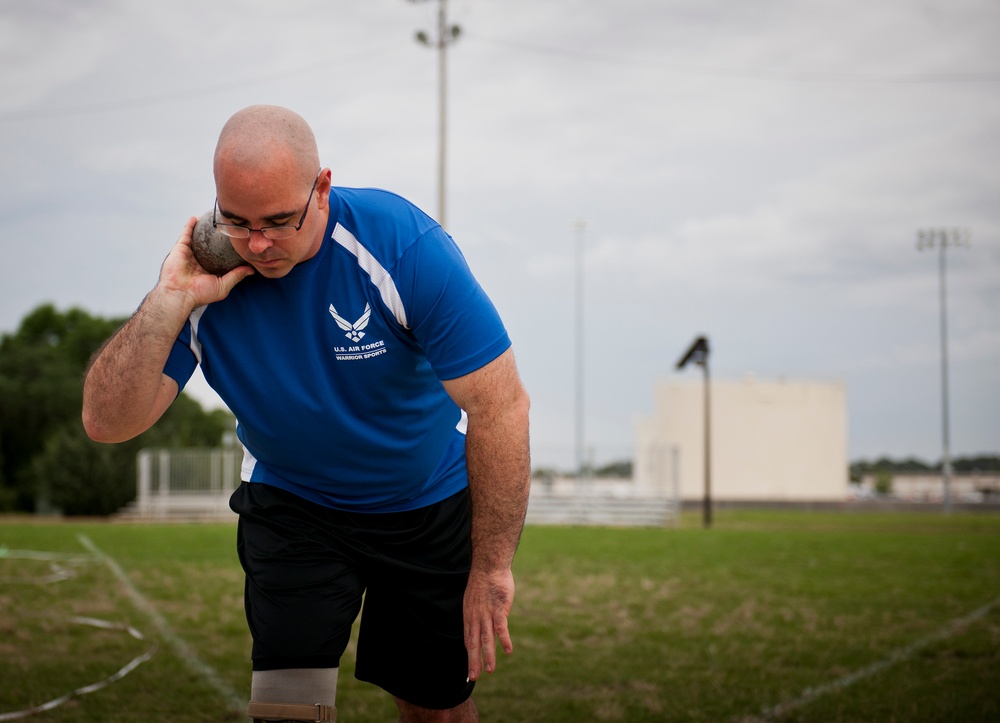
[0,545,97,584]
[0,645,157,722]
[741,593,1000,722]
[0,611,155,721]
[0,545,97,563]
[77,534,247,716]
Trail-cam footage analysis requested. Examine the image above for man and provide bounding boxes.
[82,105,531,723]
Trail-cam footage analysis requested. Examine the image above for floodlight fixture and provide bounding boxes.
[676,336,709,370]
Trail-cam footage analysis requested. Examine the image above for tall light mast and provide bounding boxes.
[408,0,460,228]
[916,227,970,513]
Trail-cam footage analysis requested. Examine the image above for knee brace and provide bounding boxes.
[249,668,338,722]
[248,701,335,722]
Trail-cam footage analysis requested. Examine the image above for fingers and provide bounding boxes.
[465,617,484,681]
[158,218,253,306]
[467,612,513,679]
[162,218,201,276]
[495,611,514,656]
[466,617,499,681]
[178,216,198,246]
[464,575,515,681]
[219,264,255,291]
[481,623,498,676]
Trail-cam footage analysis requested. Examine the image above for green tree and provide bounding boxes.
[29,396,235,516]
[30,421,137,516]
[595,459,633,478]
[952,456,1000,472]
[873,469,894,496]
[1,304,234,515]
[0,304,122,509]
[850,455,1000,480]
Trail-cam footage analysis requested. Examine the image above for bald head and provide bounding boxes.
[214,105,319,189]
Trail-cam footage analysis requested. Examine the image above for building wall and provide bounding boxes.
[635,376,848,501]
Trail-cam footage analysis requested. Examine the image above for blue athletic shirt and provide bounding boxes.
[162,187,512,512]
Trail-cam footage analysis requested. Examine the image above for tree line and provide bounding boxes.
[850,455,1000,485]
[0,304,235,516]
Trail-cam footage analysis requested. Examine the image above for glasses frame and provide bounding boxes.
[213,173,321,240]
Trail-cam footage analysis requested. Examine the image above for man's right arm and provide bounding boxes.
[82,216,253,443]
[83,287,192,443]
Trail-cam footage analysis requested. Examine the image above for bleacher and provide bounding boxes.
[119,449,679,527]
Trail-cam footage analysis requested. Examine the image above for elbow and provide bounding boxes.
[499,383,531,440]
[502,373,530,424]
[82,411,114,444]
[514,385,531,424]
[81,408,131,444]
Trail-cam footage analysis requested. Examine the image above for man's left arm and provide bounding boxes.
[441,348,531,682]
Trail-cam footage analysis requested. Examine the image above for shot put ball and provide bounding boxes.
[191,211,245,275]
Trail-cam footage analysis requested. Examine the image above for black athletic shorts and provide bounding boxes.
[229,481,475,710]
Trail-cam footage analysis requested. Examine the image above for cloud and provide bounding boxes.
[0,1,121,110]
[1,0,997,467]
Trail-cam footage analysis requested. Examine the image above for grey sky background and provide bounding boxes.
[2,0,998,470]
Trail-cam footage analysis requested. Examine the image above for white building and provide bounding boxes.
[634,376,848,501]
[858,472,1000,503]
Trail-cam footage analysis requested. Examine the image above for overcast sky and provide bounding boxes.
[2,0,998,470]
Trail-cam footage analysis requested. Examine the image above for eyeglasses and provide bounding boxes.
[213,174,320,240]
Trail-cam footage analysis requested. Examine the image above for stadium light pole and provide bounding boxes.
[574,219,587,479]
[408,0,460,229]
[916,228,970,513]
[677,336,711,529]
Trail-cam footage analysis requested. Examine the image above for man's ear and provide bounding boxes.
[316,168,333,209]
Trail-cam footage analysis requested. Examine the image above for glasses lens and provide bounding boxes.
[262,226,297,240]
[215,225,250,239]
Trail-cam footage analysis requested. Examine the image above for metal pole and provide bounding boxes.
[574,219,586,479]
[703,357,712,528]
[938,239,952,513]
[671,445,681,519]
[917,227,970,513]
[407,0,457,228]
[675,335,711,527]
[436,0,448,228]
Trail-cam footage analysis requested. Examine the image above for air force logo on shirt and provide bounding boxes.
[329,303,386,361]
[329,303,370,342]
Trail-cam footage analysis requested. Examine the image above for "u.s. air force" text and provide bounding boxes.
[334,339,386,361]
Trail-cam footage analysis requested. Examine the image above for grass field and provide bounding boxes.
[1,509,998,722]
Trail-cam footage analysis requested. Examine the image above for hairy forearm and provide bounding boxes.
[82,286,193,442]
[465,394,531,573]
[436,351,531,677]
[83,216,254,443]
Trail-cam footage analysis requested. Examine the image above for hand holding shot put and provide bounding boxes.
[166,214,253,302]
[83,105,530,723]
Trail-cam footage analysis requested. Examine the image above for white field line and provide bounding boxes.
[0,545,97,562]
[0,545,98,584]
[0,642,157,722]
[77,534,247,716]
[743,593,1000,722]
[0,576,154,721]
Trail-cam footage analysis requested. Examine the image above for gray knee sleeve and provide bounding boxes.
[249,668,338,722]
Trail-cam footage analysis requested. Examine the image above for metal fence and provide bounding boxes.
[525,485,679,527]
[125,446,680,526]
[126,447,242,519]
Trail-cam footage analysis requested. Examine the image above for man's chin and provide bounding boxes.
[250,259,291,277]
